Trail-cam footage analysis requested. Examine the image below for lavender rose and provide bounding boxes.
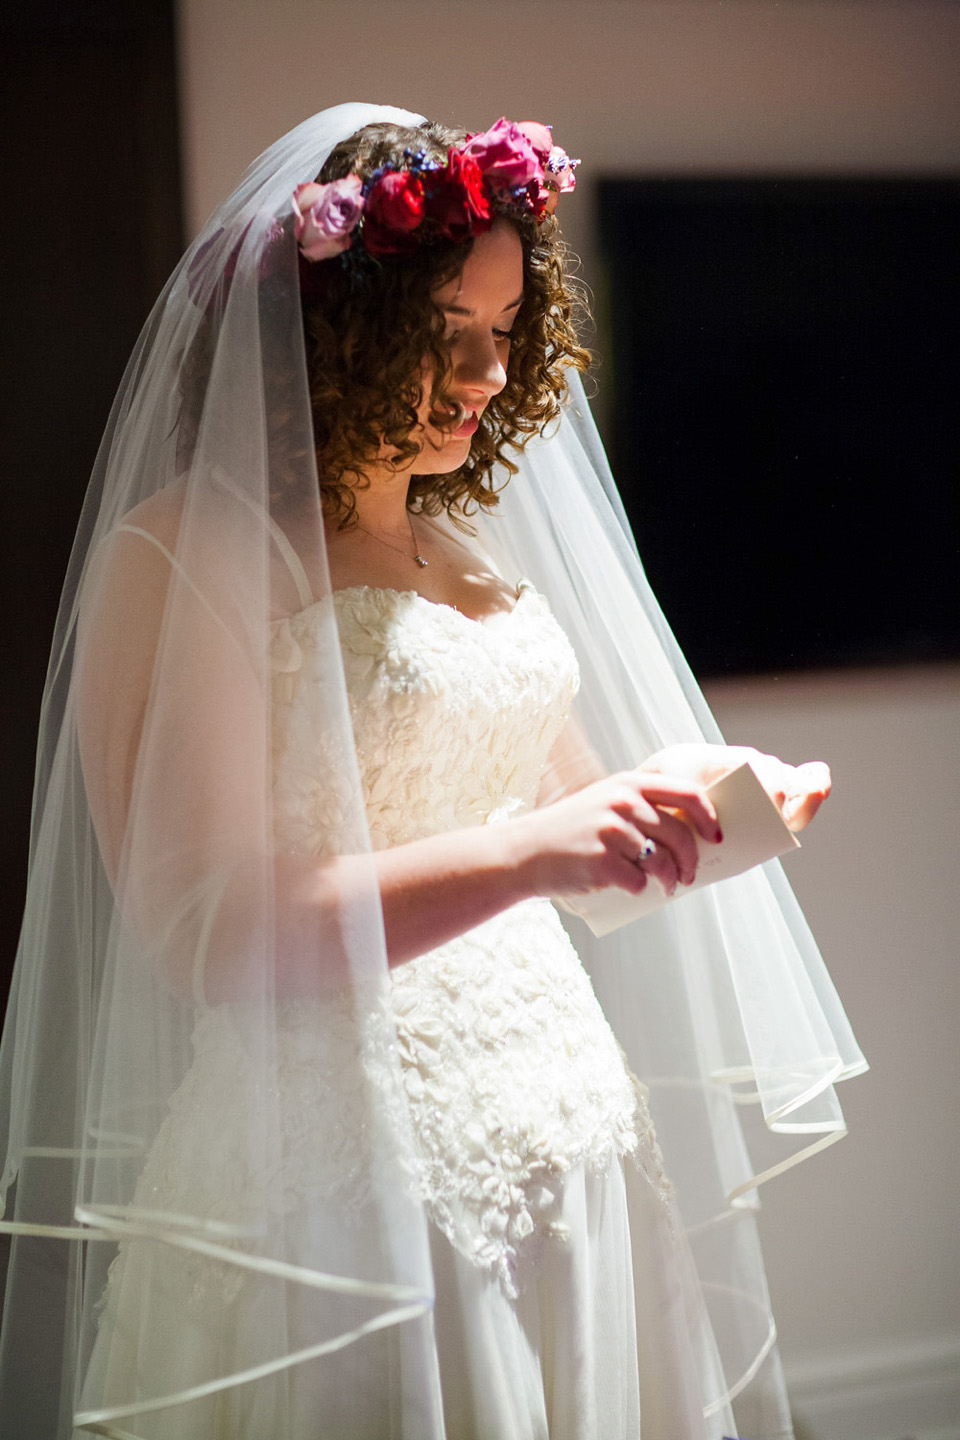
[539,145,580,214]
[292,176,364,261]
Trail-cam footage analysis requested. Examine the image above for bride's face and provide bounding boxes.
[408,220,524,476]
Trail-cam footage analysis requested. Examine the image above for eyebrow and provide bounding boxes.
[444,294,524,317]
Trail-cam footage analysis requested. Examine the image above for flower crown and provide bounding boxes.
[292,119,579,265]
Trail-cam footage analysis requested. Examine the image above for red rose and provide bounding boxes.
[423,150,493,242]
[362,171,425,256]
[526,179,549,222]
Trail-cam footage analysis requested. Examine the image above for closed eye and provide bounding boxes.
[444,327,514,343]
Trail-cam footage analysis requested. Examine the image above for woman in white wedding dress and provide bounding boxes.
[0,106,864,1440]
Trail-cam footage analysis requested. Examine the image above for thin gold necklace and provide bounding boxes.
[357,513,428,568]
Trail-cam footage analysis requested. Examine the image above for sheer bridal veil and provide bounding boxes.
[0,102,864,1438]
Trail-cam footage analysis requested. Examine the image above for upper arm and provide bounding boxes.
[77,516,177,882]
[76,493,271,981]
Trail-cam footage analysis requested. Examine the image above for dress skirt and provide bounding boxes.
[82,1147,731,1440]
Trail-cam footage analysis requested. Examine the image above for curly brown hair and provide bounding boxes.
[304,120,591,529]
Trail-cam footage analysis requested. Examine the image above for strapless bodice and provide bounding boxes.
[269,582,579,855]
[264,583,663,1291]
[126,583,661,1305]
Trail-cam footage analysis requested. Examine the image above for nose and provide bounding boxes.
[452,331,508,403]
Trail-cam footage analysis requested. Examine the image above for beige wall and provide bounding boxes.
[177,4,960,1432]
[177,0,960,277]
[706,665,960,1439]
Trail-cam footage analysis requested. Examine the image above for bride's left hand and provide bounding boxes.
[638,743,831,832]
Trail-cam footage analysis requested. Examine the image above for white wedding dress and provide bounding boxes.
[83,580,730,1440]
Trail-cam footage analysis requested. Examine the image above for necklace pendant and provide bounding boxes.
[414,554,429,568]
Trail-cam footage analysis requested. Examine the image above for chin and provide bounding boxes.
[415,437,473,476]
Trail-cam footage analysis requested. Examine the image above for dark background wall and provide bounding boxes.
[599,176,960,679]
[0,1,184,1013]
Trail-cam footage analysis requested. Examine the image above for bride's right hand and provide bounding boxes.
[513,771,722,900]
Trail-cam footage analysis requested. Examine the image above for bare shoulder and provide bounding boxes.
[90,476,259,615]
[87,481,190,615]
[120,479,189,545]
[79,475,254,697]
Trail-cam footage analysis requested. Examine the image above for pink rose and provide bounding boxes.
[461,118,544,196]
[292,176,364,261]
[517,122,554,167]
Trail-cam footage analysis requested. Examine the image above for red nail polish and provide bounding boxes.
[715,828,723,843]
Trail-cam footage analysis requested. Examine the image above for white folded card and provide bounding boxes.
[556,762,801,937]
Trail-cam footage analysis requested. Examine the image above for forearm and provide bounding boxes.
[373,823,537,967]
[134,822,538,1004]
[301,767,721,975]
[272,824,537,984]
[147,764,726,1002]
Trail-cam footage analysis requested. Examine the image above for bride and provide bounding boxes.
[0,104,864,1439]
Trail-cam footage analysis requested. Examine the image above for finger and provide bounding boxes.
[615,826,682,896]
[607,851,650,896]
[798,760,832,796]
[628,773,721,844]
[783,762,832,831]
[598,822,654,893]
[783,790,825,831]
[642,840,682,896]
[644,808,702,886]
[613,781,705,884]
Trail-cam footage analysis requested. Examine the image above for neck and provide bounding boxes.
[338,469,430,569]
[348,469,414,539]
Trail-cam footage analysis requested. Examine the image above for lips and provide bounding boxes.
[452,409,479,438]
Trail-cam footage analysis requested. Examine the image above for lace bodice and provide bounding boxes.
[131,584,666,1303]
[271,584,665,1286]
[270,582,579,850]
